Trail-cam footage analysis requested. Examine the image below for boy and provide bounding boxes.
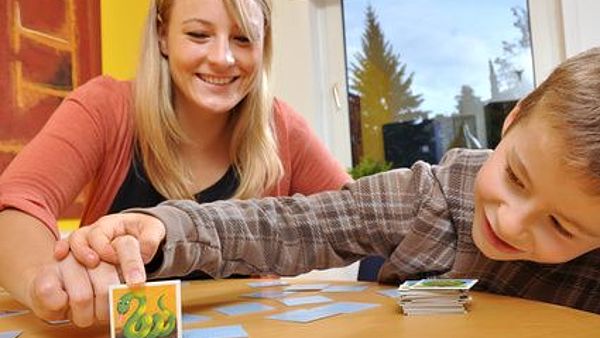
[61,48,600,314]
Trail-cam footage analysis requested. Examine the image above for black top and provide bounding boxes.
[109,154,239,213]
[108,151,240,280]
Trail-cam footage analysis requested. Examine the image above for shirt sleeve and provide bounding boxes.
[0,77,124,237]
[274,99,352,195]
[135,160,456,280]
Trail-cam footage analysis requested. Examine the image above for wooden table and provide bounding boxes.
[0,279,599,337]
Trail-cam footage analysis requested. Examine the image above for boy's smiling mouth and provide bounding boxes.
[482,213,524,254]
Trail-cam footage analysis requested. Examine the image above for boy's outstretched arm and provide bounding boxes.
[133,161,456,281]
[62,160,456,283]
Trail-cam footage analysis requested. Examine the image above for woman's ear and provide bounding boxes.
[501,101,521,135]
[157,17,169,57]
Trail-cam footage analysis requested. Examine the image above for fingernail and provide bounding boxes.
[128,269,145,285]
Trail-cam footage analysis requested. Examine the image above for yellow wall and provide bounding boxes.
[57,219,80,234]
[100,0,150,79]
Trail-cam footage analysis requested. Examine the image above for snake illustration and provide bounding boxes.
[117,292,177,338]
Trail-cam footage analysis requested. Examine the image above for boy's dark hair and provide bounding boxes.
[508,47,600,194]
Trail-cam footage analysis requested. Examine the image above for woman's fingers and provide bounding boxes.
[29,265,69,322]
[59,255,95,327]
[68,226,102,268]
[53,239,70,261]
[87,261,121,322]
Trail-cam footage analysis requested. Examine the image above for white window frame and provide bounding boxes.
[271,0,352,168]
[529,0,600,84]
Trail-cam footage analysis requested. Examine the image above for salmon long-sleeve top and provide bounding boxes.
[0,76,351,237]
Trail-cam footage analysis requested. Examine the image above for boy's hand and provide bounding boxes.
[54,213,166,286]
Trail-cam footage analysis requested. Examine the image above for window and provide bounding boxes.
[342,0,534,167]
[269,1,599,170]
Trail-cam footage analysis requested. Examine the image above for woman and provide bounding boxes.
[0,0,349,327]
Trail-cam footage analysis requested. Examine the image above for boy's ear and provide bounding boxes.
[501,101,521,135]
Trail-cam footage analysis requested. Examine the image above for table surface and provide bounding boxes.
[1,279,599,337]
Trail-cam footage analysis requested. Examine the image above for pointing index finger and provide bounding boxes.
[112,235,147,286]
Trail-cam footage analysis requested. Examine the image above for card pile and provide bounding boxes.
[397,279,477,315]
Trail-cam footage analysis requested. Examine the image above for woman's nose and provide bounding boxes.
[208,37,235,68]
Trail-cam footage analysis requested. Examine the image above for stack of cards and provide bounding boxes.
[397,278,477,315]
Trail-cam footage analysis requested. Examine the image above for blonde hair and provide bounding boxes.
[508,47,600,194]
[134,0,283,200]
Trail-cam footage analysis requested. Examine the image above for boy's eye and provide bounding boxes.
[550,216,574,239]
[505,166,525,189]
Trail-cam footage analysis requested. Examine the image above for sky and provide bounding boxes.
[342,0,533,116]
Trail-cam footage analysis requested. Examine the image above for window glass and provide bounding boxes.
[342,0,533,168]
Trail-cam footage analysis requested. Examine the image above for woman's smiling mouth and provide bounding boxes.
[197,74,238,86]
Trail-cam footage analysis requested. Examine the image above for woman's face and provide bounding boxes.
[160,0,264,117]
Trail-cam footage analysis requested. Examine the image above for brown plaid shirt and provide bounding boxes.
[140,149,600,313]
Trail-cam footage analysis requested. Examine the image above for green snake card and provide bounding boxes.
[109,280,182,338]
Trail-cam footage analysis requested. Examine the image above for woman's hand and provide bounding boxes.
[54,213,167,286]
[28,256,120,327]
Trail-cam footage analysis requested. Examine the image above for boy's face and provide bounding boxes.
[472,109,600,263]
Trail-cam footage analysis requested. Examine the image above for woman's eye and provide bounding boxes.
[505,166,525,189]
[234,36,251,44]
[550,216,574,239]
[187,32,209,39]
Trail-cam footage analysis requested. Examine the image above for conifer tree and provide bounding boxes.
[350,5,423,162]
